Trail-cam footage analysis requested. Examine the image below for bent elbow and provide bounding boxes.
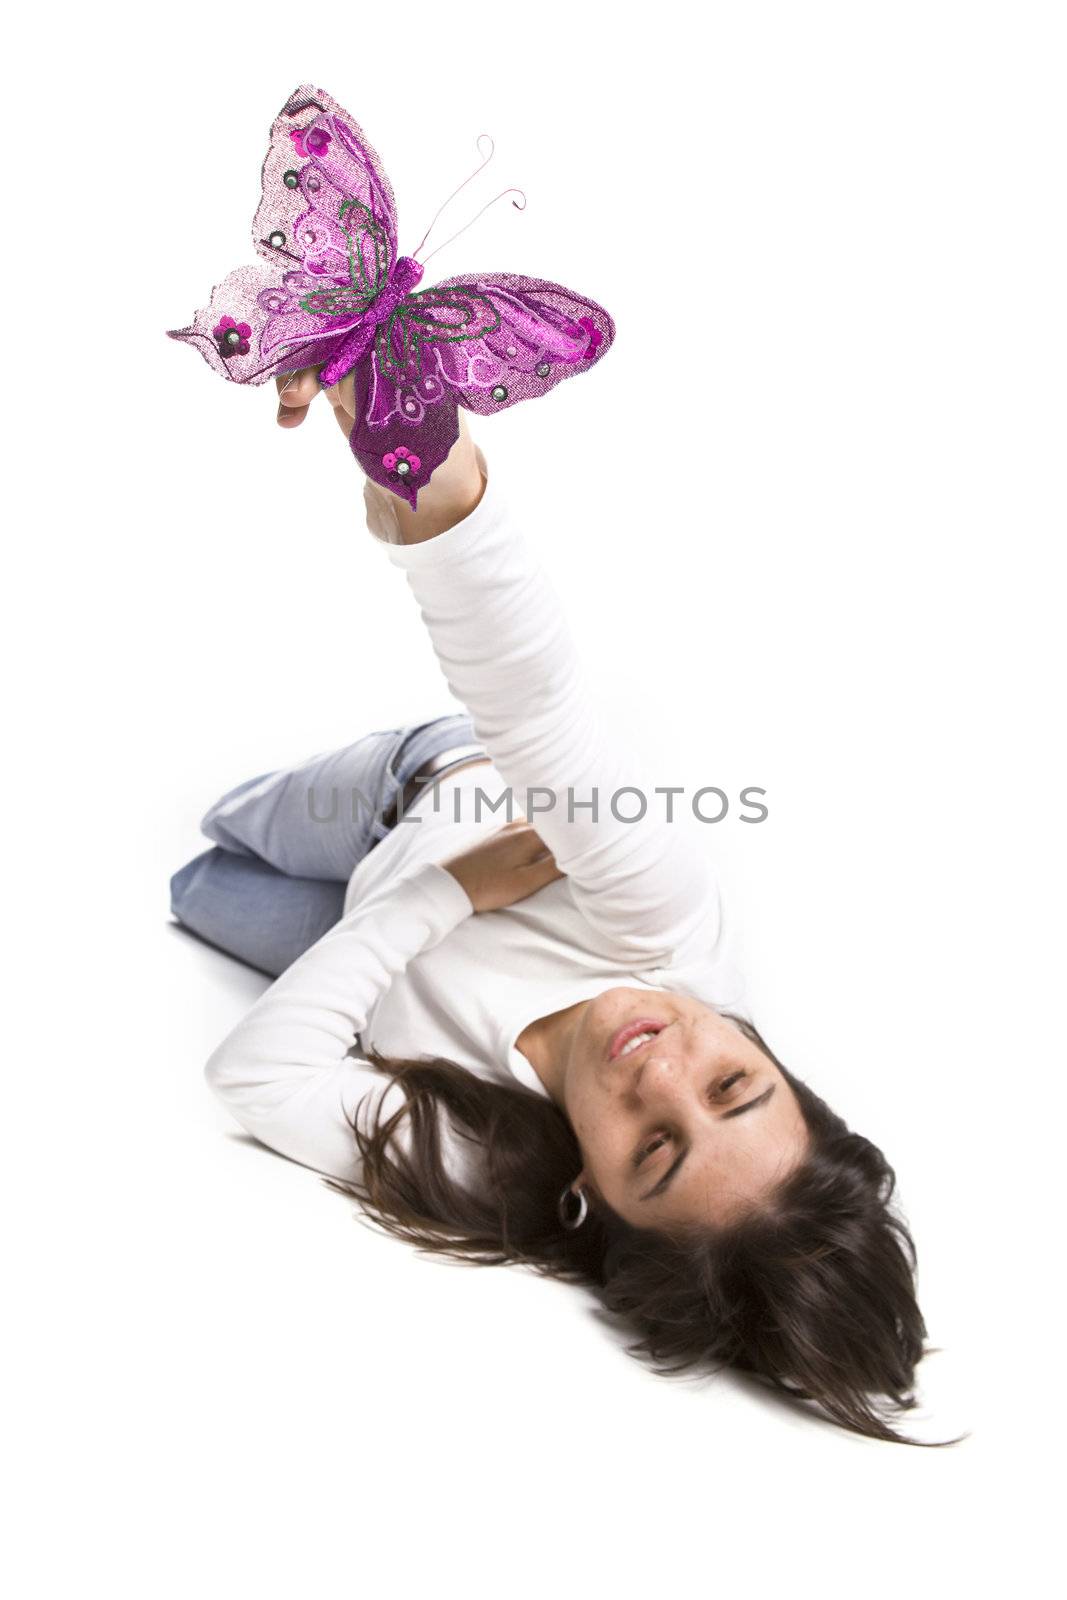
[203,1038,244,1102]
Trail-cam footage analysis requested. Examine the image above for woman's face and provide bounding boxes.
[559,989,810,1230]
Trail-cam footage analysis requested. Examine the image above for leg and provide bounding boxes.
[170,848,346,977]
[171,711,485,975]
[199,712,481,881]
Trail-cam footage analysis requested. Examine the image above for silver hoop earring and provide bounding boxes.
[558,1181,588,1231]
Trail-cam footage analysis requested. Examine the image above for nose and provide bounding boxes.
[633,1051,687,1104]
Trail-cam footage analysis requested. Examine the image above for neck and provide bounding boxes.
[515,1000,589,1104]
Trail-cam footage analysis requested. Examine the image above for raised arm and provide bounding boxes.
[369,450,723,969]
[278,370,726,969]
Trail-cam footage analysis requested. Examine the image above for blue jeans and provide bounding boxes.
[170,712,483,977]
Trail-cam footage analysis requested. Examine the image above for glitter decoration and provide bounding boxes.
[212,315,252,357]
[167,83,615,507]
[382,445,422,480]
[575,315,603,359]
[291,126,332,160]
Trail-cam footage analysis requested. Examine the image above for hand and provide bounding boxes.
[441,819,565,913]
[275,365,485,541]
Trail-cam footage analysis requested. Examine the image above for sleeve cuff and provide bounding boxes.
[401,858,475,928]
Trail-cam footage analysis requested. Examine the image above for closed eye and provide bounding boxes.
[714,1071,748,1098]
[632,1074,750,1172]
[632,1132,670,1170]
[637,1084,779,1202]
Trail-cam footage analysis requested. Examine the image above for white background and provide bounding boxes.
[6,2,1064,1594]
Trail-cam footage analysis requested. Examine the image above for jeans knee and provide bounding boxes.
[198,770,281,851]
[170,849,213,920]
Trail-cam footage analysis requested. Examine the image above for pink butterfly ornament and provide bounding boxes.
[167,84,615,507]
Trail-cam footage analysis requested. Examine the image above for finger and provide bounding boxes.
[515,824,554,856]
[516,836,559,868]
[521,844,563,870]
[322,372,356,423]
[276,377,319,427]
[276,366,322,428]
[522,855,565,887]
[275,365,320,402]
[503,825,550,860]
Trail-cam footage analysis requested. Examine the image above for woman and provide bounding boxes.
[171,367,955,1447]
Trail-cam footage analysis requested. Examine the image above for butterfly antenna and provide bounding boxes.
[412,134,526,264]
[411,134,496,259]
[416,186,528,269]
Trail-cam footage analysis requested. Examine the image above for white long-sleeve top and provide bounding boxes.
[205,455,746,1184]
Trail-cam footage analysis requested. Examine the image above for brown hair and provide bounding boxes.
[328,1018,965,1447]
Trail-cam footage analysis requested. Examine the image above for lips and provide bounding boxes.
[608,1018,667,1062]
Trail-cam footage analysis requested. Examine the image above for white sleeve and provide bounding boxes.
[204,859,474,1183]
[367,456,724,967]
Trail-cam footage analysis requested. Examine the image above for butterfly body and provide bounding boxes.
[168,86,614,506]
[317,255,424,387]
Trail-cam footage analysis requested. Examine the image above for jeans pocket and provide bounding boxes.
[385,722,432,787]
[386,715,477,788]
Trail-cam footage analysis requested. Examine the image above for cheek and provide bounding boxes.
[567,1099,600,1150]
[568,1096,630,1178]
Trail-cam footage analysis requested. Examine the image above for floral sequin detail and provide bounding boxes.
[290,126,332,160]
[576,315,603,359]
[382,445,421,477]
[213,315,252,357]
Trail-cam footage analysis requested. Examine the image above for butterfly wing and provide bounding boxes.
[412,273,614,411]
[349,275,614,505]
[348,357,462,508]
[251,83,398,275]
[167,84,397,385]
